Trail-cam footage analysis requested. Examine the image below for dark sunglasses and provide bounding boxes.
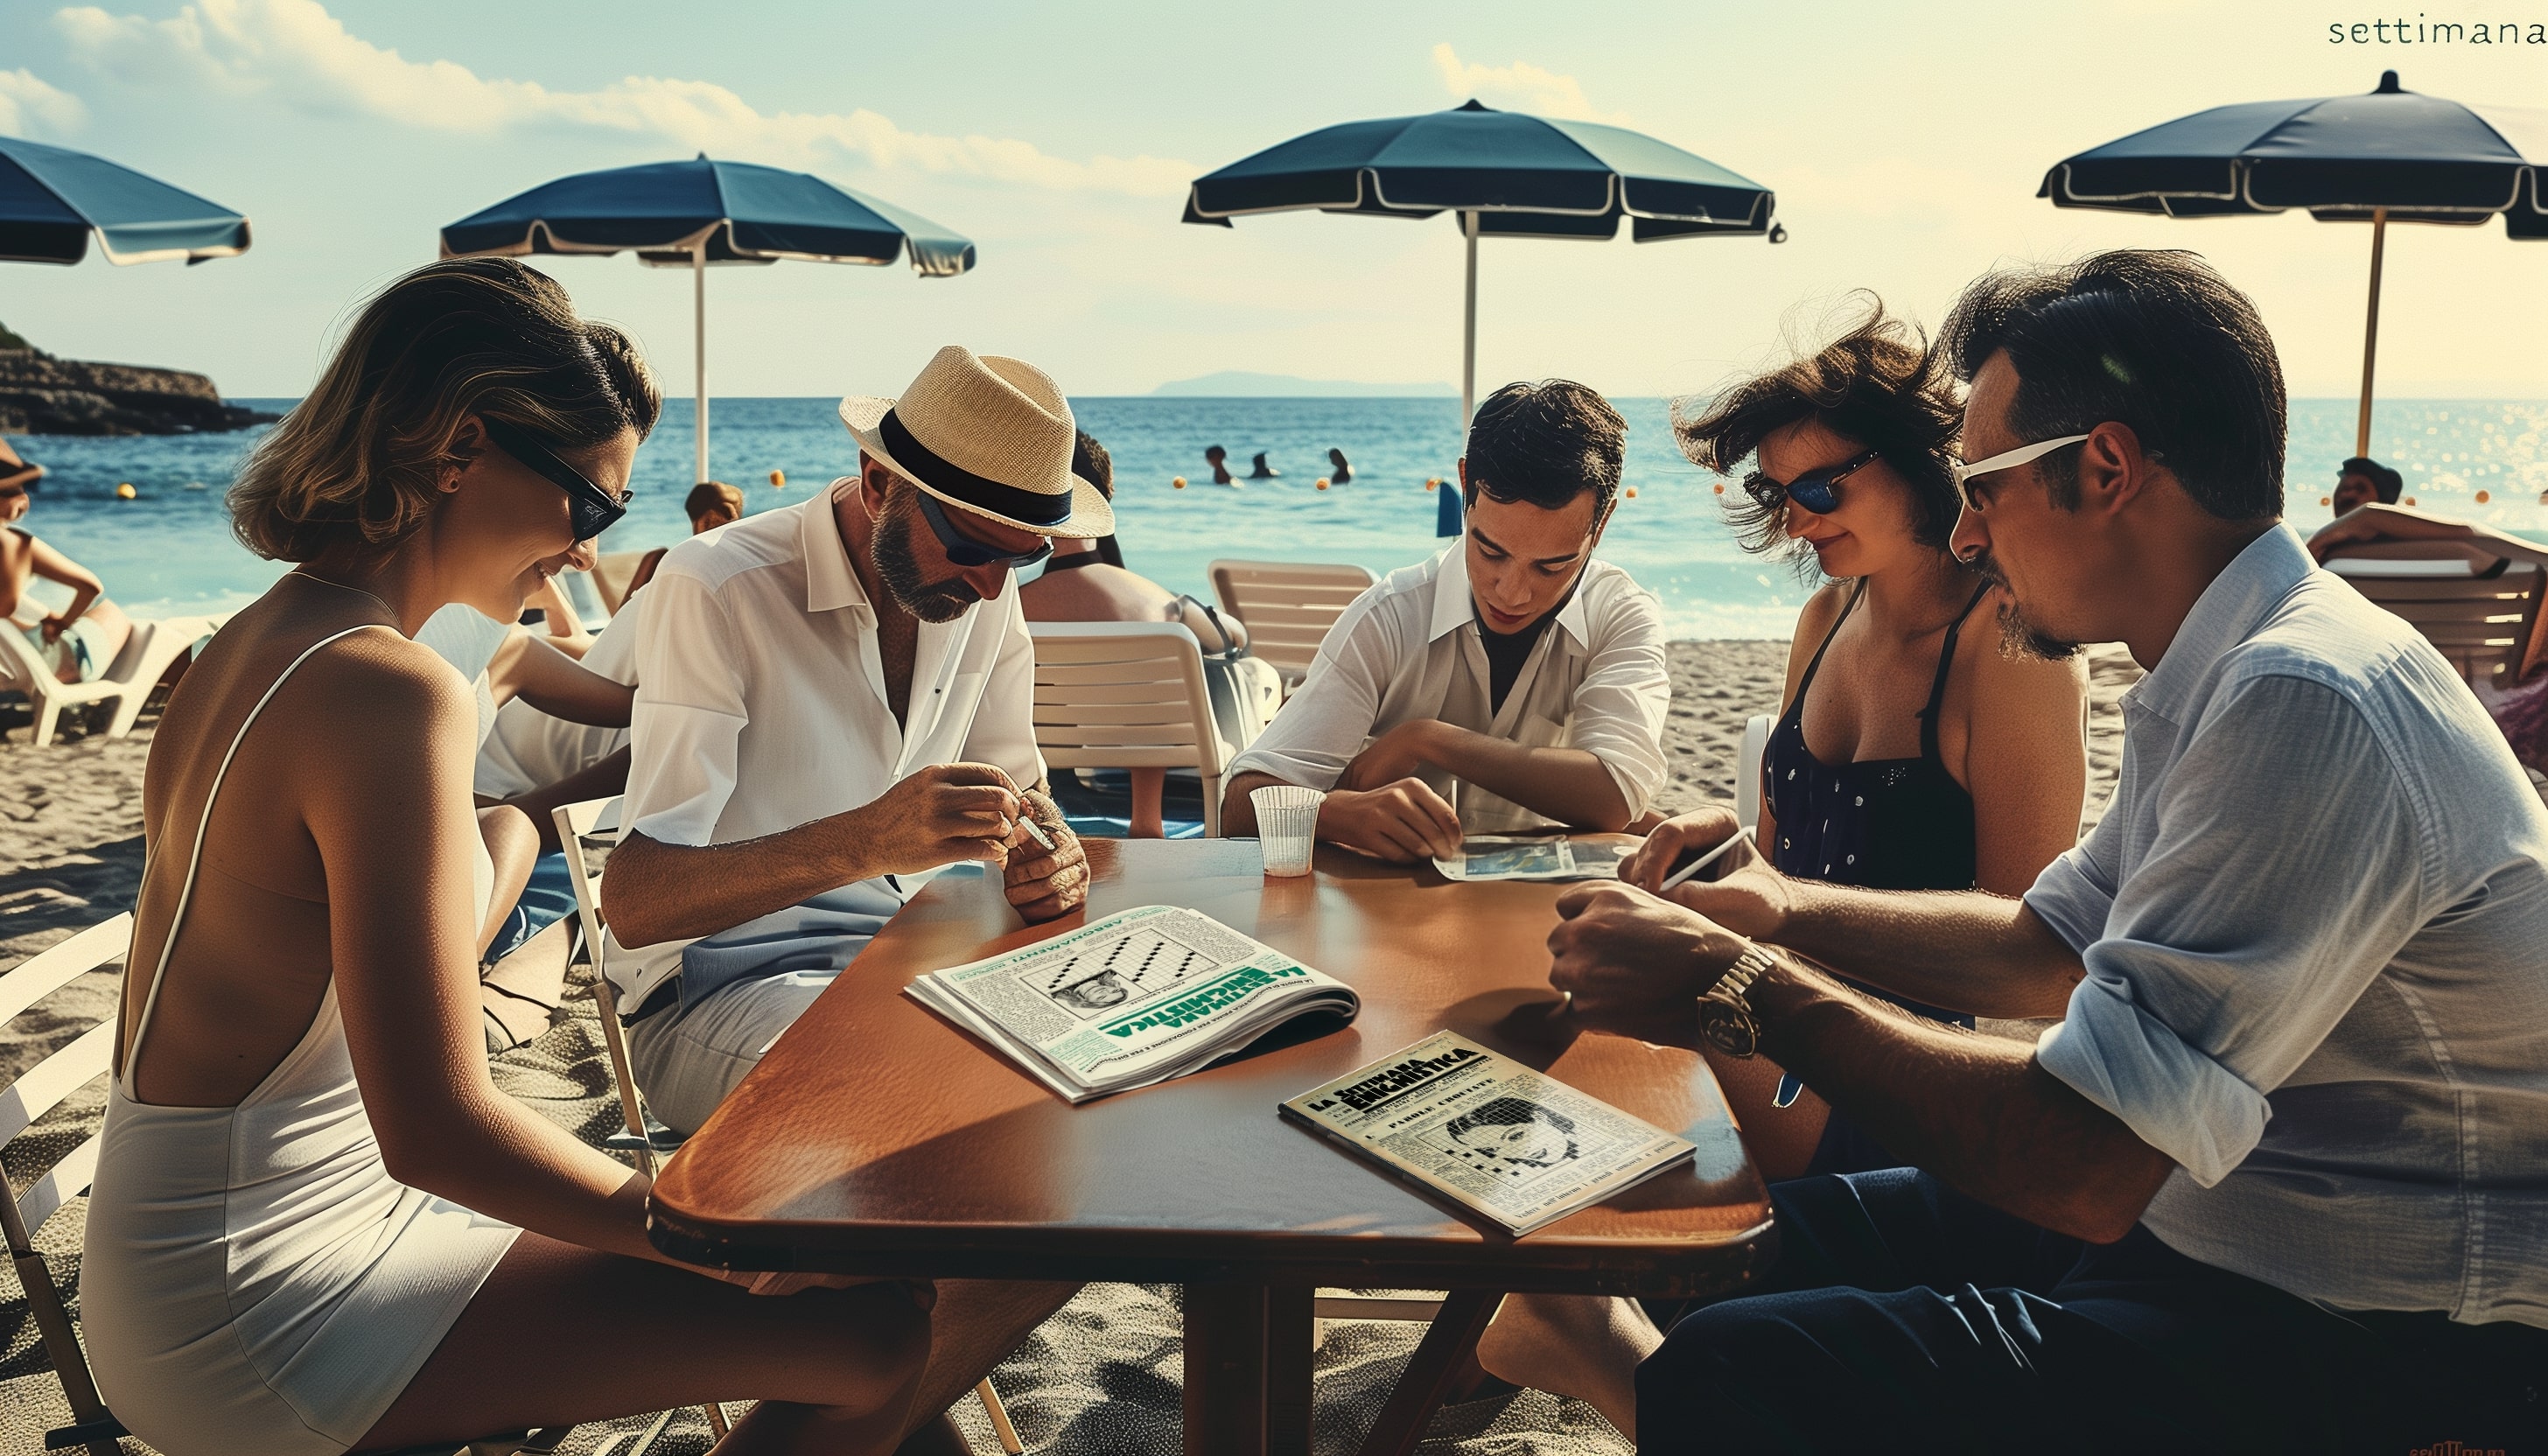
[482,420,632,541]
[1743,448,1881,515]
[914,489,1053,570]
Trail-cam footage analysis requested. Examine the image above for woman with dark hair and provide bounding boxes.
[81,258,934,1456]
[1474,300,2091,1438]
[1644,299,2091,1180]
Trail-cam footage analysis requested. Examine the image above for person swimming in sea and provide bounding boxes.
[1249,452,1279,479]
[1205,444,1236,486]
[1328,448,1352,484]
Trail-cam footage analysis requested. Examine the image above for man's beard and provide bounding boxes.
[1971,551,2081,662]
[872,489,984,624]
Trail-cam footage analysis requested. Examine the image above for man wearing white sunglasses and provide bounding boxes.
[1517,250,2548,1451]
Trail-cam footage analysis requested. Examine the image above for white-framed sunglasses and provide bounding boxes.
[1952,433,2093,494]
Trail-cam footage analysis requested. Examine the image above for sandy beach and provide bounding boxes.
[0,640,2141,1456]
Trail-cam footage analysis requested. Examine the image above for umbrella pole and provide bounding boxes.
[1461,210,1479,425]
[2355,206,2386,459]
[694,245,710,484]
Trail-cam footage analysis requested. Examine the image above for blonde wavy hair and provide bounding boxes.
[230,257,660,562]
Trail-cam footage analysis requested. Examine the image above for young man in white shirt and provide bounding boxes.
[1220,380,1670,861]
[1483,252,2548,1452]
[598,346,1097,1135]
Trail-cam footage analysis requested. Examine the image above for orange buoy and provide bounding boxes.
[1712,483,1726,494]
[2476,490,2492,504]
[1624,487,1637,499]
[116,482,136,500]
[1424,478,1438,490]
[2406,496,2417,505]
[2320,496,2331,507]
[770,470,786,488]
[1172,478,1187,489]
[1315,478,1330,490]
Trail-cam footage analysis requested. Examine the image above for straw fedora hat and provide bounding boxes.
[839,346,1113,539]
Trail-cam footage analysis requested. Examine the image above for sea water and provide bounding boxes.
[12,396,2548,639]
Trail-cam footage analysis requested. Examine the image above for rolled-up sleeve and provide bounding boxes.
[1225,586,1396,792]
[1566,579,1670,819]
[2032,673,2426,1186]
[963,592,1048,793]
[624,570,750,848]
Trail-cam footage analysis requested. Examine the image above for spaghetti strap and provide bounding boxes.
[1788,579,1866,713]
[119,624,393,1096]
[1916,582,1994,765]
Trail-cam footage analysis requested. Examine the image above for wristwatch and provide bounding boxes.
[1698,940,1779,1059]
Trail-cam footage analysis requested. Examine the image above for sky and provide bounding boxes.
[4,0,2546,402]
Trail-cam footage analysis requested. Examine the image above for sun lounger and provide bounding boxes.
[1206,559,1380,688]
[2323,540,2547,686]
[0,612,214,746]
[590,551,651,616]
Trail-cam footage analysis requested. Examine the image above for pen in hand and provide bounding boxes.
[1657,826,1754,892]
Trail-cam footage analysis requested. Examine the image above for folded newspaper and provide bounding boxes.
[1280,1031,1696,1236]
[906,904,1359,1103]
[1432,834,1640,883]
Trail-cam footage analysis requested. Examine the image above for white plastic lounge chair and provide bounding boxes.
[1736,713,1772,830]
[1,914,133,1456]
[1205,559,1380,687]
[550,797,1023,1452]
[1027,622,1231,837]
[0,612,213,746]
[2321,540,2546,687]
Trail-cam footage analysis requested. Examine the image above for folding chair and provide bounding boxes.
[1206,559,1379,688]
[1027,623,1231,837]
[550,799,1025,1453]
[2,915,130,1454]
[589,552,651,617]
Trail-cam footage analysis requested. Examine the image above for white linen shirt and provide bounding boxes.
[2026,524,2548,1328]
[1226,548,1669,832]
[604,482,1044,1012]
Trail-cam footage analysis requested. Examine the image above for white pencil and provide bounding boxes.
[1657,826,1754,892]
[1018,816,1054,852]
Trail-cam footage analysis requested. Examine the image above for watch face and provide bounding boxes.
[1701,1004,1758,1059]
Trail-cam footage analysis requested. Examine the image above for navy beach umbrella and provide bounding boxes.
[0,135,250,266]
[1186,100,1781,422]
[2041,71,2548,456]
[443,155,976,480]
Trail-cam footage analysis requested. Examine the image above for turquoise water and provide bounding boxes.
[12,396,2548,638]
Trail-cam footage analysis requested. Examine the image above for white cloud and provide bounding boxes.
[1431,43,1632,125]
[0,67,89,136]
[51,0,1194,195]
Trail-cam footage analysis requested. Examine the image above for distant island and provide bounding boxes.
[0,319,279,436]
[1149,371,1458,399]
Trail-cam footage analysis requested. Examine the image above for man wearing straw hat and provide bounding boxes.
[598,345,1102,1137]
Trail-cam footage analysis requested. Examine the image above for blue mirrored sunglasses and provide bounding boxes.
[1743,448,1880,515]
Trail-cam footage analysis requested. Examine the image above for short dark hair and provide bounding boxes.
[1073,429,1114,500]
[1463,380,1626,519]
[1673,295,1963,570]
[2341,456,2403,504]
[1940,249,2284,521]
[684,480,744,521]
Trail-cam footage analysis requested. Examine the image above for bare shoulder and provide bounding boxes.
[284,627,478,751]
[1958,588,2089,715]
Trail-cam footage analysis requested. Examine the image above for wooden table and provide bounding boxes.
[648,839,1774,1455]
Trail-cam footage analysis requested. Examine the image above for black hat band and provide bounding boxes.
[878,410,1073,528]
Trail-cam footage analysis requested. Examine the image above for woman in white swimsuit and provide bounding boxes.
[80,258,938,1456]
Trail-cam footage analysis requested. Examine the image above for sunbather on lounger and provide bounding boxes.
[2,457,134,682]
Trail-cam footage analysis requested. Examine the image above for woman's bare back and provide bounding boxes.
[121,581,473,1107]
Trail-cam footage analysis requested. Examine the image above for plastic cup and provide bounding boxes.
[1250,785,1324,877]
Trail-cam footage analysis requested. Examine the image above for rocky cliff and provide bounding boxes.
[0,348,279,436]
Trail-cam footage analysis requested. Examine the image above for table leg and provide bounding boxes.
[1185,1283,1268,1456]
[1352,1289,1499,1456]
[1266,1284,1314,1456]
